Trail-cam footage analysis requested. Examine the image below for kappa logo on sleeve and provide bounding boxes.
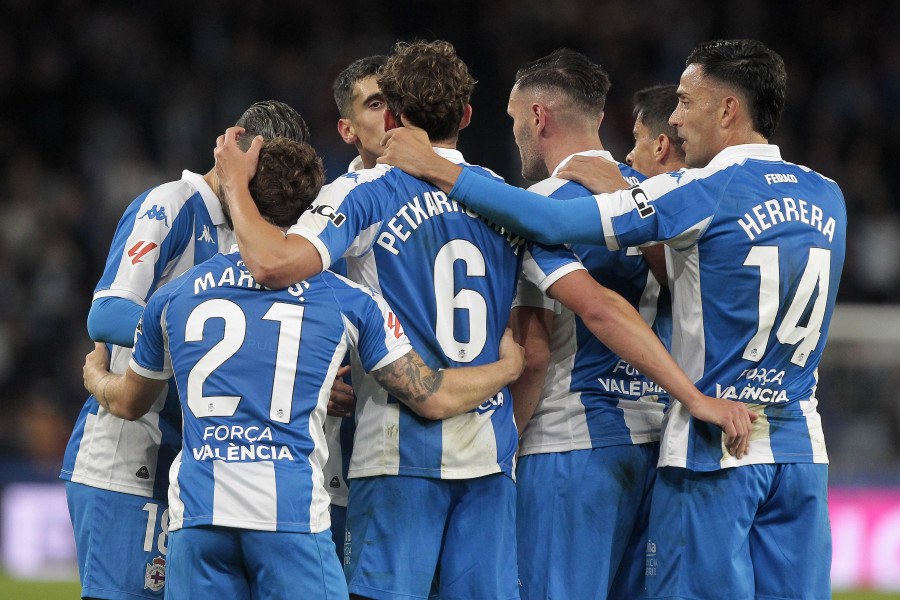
[139,205,169,226]
[309,204,346,227]
[629,186,656,218]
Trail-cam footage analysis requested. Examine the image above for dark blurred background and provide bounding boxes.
[2,0,899,484]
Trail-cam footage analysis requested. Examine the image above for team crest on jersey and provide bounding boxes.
[144,556,166,592]
[139,205,169,226]
[309,204,346,227]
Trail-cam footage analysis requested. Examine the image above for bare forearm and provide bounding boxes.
[550,273,704,407]
[509,307,553,435]
[225,182,322,287]
[374,349,522,420]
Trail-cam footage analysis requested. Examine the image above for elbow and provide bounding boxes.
[108,402,143,421]
[412,398,451,421]
[244,258,295,289]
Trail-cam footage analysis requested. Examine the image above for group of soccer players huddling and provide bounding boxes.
[69,37,843,600]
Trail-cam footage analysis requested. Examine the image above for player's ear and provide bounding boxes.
[384,109,401,132]
[458,104,472,131]
[655,133,669,162]
[337,118,357,145]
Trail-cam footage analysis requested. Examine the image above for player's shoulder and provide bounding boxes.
[528,176,589,199]
[459,162,505,183]
[324,165,395,194]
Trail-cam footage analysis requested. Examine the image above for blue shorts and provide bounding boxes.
[66,481,169,600]
[345,473,517,600]
[646,463,831,600]
[165,526,348,600]
[516,444,658,600]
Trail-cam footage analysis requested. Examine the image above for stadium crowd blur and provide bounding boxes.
[2,1,899,484]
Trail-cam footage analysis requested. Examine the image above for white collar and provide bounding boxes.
[706,144,782,169]
[347,155,365,173]
[181,170,228,226]
[551,149,616,178]
[433,146,466,164]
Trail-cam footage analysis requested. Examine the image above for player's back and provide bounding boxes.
[290,149,525,480]
[639,150,847,469]
[133,252,409,533]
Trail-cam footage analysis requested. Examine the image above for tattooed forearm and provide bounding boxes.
[373,351,444,404]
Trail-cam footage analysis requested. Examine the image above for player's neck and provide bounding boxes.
[545,135,606,175]
[202,168,218,193]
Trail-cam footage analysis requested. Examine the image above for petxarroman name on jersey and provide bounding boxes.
[375,190,528,256]
[737,196,837,242]
[192,425,295,462]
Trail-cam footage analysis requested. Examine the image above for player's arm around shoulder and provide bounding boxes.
[372,329,525,420]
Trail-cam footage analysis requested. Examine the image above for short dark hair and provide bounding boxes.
[686,39,786,139]
[235,100,310,150]
[633,84,683,156]
[514,48,610,117]
[333,55,389,119]
[377,40,476,142]
[248,138,324,228]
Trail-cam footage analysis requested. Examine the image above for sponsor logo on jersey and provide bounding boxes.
[197,224,214,244]
[629,186,656,218]
[667,170,686,184]
[144,556,166,591]
[136,465,150,479]
[342,172,360,182]
[139,205,169,226]
[310,204,347,227]
[387,313,404,339]
[128,241,158,265]
[330,475,341,489]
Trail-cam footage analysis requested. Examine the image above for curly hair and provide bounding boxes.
[377,40,476,142]
[248,138,325,228]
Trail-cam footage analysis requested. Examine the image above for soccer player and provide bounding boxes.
[216,40,753,600]
[625,84,686,177]
[505,49,669,600]
[379,39,844,600]
[60,100,310,600]
[324,54,389,563]
[80,137,527,599]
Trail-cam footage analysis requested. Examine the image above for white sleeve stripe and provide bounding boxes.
[289,232,331,271]
[537,262,586,293]
[370,345,414,373]
[129,358,171,380]
[597,194,621,251]
[93,289,149,306]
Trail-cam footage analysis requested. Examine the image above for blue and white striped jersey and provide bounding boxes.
[594,144,846,470]
[288,148,580,479]
[130,251,412,533]
[61,171,234,500]
[516,152,671,456]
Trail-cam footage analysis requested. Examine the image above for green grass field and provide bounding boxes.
[0,572,897,600]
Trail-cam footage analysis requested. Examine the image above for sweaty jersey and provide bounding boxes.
[516,152,672,456]
[61,171,235,500]
[130,251,412,533]
[594,144,846,470]
[289,148,578,479]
